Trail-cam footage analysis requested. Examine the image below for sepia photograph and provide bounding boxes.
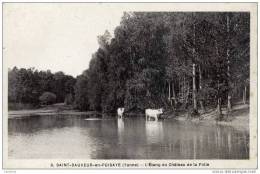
[2,2,258,169]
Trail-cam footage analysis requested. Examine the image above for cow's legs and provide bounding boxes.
[155,115,158,121]
[151,114,158,121]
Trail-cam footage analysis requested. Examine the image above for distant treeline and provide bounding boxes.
[74,12,249,118]
[8,67,76,109]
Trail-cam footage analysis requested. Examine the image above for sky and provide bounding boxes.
[4,3,124,77]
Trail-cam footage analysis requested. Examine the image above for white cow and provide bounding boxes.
[145,108,163,121]
[117,108,124,118]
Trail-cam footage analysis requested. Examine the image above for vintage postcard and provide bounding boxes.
[2,2,258,169]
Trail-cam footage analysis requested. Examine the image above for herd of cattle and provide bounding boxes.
[117,108,164,121]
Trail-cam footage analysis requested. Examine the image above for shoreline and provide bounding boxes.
[170,115,249,133]
[167,104,249,132]
[8,103,100,119]
[8,103,249,133]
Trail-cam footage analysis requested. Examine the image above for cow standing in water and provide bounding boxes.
[117,108,124,119]
[145,108,163,121]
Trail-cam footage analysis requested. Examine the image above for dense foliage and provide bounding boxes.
[39,92,57,105]
[74,12,249,117]
[8,67,76,108]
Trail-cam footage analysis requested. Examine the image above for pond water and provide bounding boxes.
[8,115,249,159]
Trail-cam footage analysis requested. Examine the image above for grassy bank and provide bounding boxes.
[166,103,249,132]
[8,103,99,118]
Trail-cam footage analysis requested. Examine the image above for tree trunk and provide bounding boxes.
[192,63,198,111]
[216,79,223,120]
[186,80,190,107]
[172,81,177,107]
[199,65,205,113]
[243,85,247,104]
[227,13,232,113]
[168,81,172,106]
[217,97,222,114]
[192,19,198,112]
[227,94,232,112]
[184,75,186,103]
[217,97,222,116]
[179,77,181,99]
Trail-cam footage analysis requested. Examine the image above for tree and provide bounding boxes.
[39,92,57,105]
[73,12,250,121]
[8,67,76,108]
[74,70,90,111]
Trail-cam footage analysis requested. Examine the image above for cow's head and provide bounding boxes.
[158,108,164,114]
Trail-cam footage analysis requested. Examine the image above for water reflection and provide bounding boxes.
[8,115,249,159]
[145,121,164,144]
[117,118,124,145]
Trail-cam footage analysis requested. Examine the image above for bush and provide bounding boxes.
[39,92,56,105]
